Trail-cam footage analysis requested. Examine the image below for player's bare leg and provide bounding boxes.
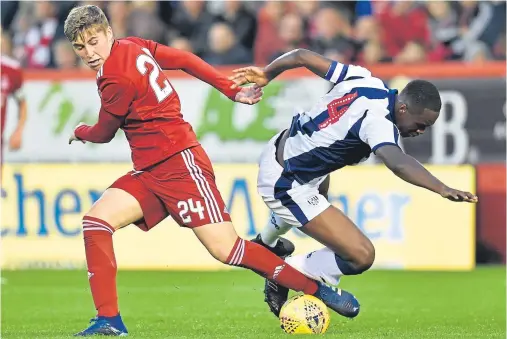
[252,176,331,314]
[75,188,143,336]
[296,206,375,280]
[265,206,373,317]
[193,221,317,292]
[193,221,360,318]
[86,188,144,229]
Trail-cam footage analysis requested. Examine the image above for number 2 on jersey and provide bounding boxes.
[178,198,205,224]
[136,47,173,103]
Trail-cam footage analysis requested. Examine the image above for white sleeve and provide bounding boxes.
[324,61,372,84]
[358,113,401,153]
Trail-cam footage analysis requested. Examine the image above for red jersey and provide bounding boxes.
[1,55,23,138]
[75,37,240,170]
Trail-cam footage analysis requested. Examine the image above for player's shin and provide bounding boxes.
[259,212,292,247]
[226,237,318,295]
[82,216,119,317]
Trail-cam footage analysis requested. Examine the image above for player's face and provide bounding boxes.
[72,26,113,71]
[396,105,439,138]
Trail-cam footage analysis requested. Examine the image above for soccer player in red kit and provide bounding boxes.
[1,29,27,180]
[65,6,358,336]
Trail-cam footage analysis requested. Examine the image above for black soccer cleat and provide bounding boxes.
[251,234,295,259]
[264,279,289,317]
[251,234,295,317]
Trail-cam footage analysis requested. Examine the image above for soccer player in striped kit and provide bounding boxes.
[230,48,478,317]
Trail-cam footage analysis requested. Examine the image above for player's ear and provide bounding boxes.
[106,26,113,42]
[398,103,408,115]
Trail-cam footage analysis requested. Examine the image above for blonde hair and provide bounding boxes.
[64,5,109,42]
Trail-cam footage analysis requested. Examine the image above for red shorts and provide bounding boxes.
[110,146,231,230]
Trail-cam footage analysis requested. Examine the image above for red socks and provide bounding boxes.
[226,238,318,295]
[82,221,317,317]
[82,216,119,317]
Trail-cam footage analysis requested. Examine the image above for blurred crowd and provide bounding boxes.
[1,0,505,70]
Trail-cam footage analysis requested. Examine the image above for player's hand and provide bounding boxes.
[8,128,22,151]
[234,85,263,105]
[229,66,269,89]
[440,186,478,203]
[69,122,87,145]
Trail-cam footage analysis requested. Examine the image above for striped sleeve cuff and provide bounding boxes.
[324,61,349,84]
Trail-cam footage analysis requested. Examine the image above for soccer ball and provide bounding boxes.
[279,294,330,334]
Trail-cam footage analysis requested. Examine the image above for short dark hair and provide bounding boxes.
[400,80,442,113]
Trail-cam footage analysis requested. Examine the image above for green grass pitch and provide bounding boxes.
[1,267,505,338]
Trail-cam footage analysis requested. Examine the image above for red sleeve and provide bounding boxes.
[11,68,24,100]
[153,44,240,101]
[98,76,135,116]
[13,68,23,91]
[75,76,134,143]
[74,109,124,143]
[122,37,239,99]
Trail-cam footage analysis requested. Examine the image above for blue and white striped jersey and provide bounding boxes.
[281,61,400,186]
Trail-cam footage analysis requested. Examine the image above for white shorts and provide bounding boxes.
[257,131,331,227]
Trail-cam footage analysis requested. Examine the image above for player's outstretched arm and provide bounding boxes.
[375,145,478,203]
[265,49,334,81]
[229,49,337,89]
[152,44,242,101]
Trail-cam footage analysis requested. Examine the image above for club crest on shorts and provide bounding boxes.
[307,195,319,206]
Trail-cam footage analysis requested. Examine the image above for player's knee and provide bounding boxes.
[81,214,119,238]
[336,240,375,275]
[353,240,375,274]
[83,211,97,221]
[82,210,121,231]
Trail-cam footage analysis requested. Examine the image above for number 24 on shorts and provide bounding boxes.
[178,198,205,223]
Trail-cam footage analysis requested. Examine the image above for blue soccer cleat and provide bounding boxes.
[313,281,360,318]
[74,314,128,336]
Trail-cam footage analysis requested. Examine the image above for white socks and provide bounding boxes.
[285,247,343,286]
[260,212,343,286]
[260,212,292,247]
